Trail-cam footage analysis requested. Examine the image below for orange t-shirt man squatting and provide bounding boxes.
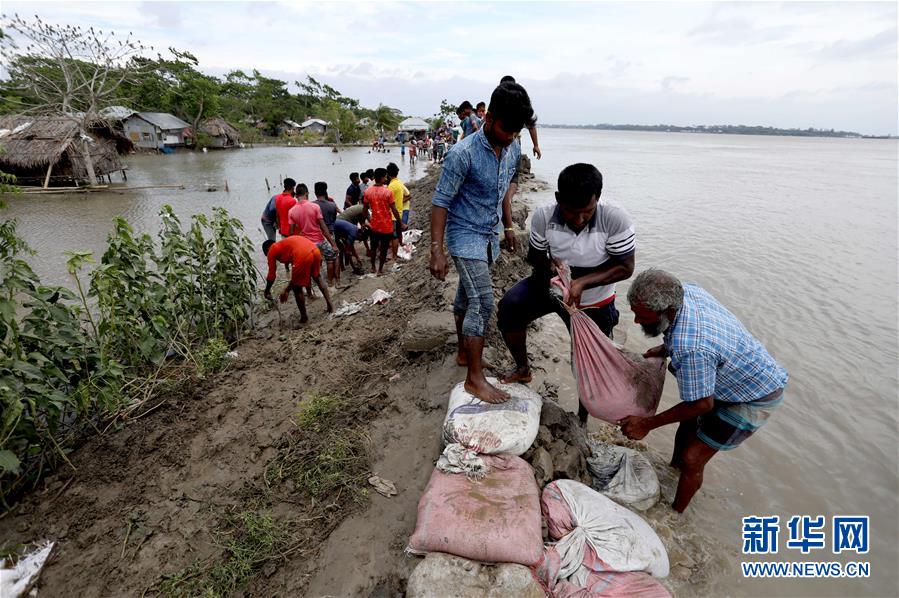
[265,236,321,289]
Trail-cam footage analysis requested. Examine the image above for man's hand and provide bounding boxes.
[533,145,542,160]
[643,344,668,359]
[566,278,584,307]
[401,222,409,231]
[620,415,652,440]
[279,289,290,303]
[429,249,448,280]
[550,257,565,274]
[503,229,517,253]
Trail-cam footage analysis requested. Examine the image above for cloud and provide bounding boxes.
[662,76,690,91]
[139,2,183,28]
[688,16,795,45]
[813,26,897,61]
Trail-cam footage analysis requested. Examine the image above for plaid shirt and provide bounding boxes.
[664,284,788,403]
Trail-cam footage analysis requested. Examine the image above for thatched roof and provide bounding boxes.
[200,117,240,141]
[0,115,128,182]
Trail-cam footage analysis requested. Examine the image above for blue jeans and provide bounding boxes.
[452,256,493,338]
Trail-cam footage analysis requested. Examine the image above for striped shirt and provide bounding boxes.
[664,284,789,403]
[529,201,635,305]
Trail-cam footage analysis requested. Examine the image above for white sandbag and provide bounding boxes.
[586,440,660,511]
[0,541,54,598]
[443,378,542,456]
[542,479,669,585]
[407,553,545,598]
[402,229,423,244]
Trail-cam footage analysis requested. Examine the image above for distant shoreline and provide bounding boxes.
[540,124,895,140]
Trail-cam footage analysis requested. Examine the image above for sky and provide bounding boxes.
[4,1,897,135]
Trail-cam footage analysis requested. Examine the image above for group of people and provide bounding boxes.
[259,161,413,321]
[429,76,789,513]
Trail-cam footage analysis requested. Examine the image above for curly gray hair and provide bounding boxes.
[627,269,684,312]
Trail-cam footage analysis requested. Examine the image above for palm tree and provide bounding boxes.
[373,103,402,136]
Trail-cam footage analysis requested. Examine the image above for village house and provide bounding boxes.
[199,117,242,149]
[123,112,192,150]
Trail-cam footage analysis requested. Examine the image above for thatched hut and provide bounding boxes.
[199,117,241,148]
[0,115,131,187]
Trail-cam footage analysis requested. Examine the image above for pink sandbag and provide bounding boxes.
[407,454,543,566]
[553,265,666,423]
[533,547,671,598]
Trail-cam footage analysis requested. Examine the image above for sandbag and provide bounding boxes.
[553,265,666,424]
[533,546,670,598]
[407,553,545,598]
[586,440,660,511]
[541,480,669,585]
[443,378,542,456]
[407,455,544,566]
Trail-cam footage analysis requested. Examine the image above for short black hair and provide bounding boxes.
[314,181,327,197]
[386,162,399,177]
[488,83,535,133]
[500,75,516,84]
[365,169,374,178]
[295,182,309,197]
[458,100,473,111]
[557,163,603,208]
[262,239,275,255]
[360,171,370,180]
[350,172,359,182]
[374,167,387,181]
[283,177,296,191]
[476,101,486,110]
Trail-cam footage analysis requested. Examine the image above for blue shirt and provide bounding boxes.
[261,195,277,222]
[432,128,520,262]
[664,284,788,403]
[460,114,478,137]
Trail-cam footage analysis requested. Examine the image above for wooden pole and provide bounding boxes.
[265,177,271,192]
[43,162,54,189]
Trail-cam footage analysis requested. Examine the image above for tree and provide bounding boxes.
[373,103,403,136]
[1,14,151,186]
[430,98,456,129]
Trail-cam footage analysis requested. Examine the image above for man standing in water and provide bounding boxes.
[430,82,535,404]
[621,269,788,512]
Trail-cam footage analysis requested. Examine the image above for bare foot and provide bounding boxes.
[456,353,495,370]
[325,302,334,314]
[299,315,309,324]
[499,367,532,384]
[464,378,509,404]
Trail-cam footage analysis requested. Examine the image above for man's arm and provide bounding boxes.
[566,254,635,307]
[528,125,541,159]
[429,206,449,280]
[263,254,277,300]
[318,219,337,249]
[501,181,518,253]
[620,397,715,440]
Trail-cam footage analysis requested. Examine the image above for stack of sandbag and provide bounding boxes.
[407,553,545,598]
[534,479,670,597]
[586,440,661,511]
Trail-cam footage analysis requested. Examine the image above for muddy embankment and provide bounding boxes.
[0,165,719,597]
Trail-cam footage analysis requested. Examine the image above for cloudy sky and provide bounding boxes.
[5,1,897,134]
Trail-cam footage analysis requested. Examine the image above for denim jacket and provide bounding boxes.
[431,128,520,262]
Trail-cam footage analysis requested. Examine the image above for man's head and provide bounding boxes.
[457,100,473,118]
[627,269,684,337]
[483,82,535,149]
[365,169,374,180]
[556,163,603,232]
[262,239,275,255]
[283,177,296,192]
[499,75,516,84]
[295,183,309,199]
[350,172,360,184]
[476,101,486,119]
[386,162,399,179]
[314,181,327,198]
[374,167,388,185]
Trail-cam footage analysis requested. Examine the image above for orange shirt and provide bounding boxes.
[364,185,395,234]
[266,236,321,288]
[274,191,297,236]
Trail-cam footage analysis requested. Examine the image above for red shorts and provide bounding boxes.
[290,246,321,288]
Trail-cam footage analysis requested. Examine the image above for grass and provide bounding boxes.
[296,393,342,432]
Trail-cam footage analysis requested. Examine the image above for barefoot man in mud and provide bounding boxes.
[429,82,535,404]
[498,163,636,423]
[262,236,333,323]
[620,269,788,512]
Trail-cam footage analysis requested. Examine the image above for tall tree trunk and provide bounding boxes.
[81,136,99,187]
[192,98,205,147]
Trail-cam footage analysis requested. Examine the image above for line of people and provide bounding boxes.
[259,162,413,320]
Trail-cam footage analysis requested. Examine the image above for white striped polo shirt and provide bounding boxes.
[529,200,636,306]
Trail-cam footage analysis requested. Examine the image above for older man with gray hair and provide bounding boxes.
[621,269,788,513]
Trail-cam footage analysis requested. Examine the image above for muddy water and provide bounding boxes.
[2,145,423,286]
[518,129,898,596]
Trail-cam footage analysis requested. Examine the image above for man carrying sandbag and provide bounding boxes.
[621,269,788,513]
[497,163,636,423]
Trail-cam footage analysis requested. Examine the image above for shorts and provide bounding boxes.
[393,220,402,239]
[696,387,785,451]
[334,219,358,243]
[452,256,494,338]
[290,246,321,288]
[498,274,618,336]
[316,240,338,262]
[370,231,392,256]
[262,220,277,242]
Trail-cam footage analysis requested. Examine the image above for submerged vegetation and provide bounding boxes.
[0,206,257,507]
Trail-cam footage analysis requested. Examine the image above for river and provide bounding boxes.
[3,129,897,596]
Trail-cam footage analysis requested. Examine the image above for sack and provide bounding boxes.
[586,440,660,511]
[553,265,667,424]
[443,379,542,456]
[533,546,671,598]
[407,553,545,598]
[541,480,669,583]
[407,455,544,566]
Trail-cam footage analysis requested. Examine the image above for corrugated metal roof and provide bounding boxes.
[398,117,430,131]
[300,118,329,128]
[132,112,191,130]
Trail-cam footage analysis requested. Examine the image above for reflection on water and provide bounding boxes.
[4,132,898,596]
